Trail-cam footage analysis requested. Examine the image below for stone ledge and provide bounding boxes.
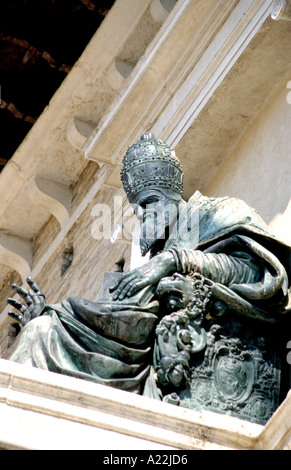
[0,358,276,450]
[0,357,290,450]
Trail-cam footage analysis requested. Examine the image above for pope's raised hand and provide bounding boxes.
[7,277,47,326]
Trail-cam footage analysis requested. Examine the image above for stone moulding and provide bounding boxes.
[0,358,290,450]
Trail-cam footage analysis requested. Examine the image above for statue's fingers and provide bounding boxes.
[109,276,129,292]
[7,298,28,314]
[114,272,146,299]
[22,311,31,325]
[28,291,41,306]
[109,280,119,292]
[116,281,136,300]
[110,272,137,295]
[8,311,24,324]
[26,277,45,297]
[11,284,31,303]
[112,278,139,299]
[126,279,146,297]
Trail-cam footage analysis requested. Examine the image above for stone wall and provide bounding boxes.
[205,78,291,247]
[34,184,131,304]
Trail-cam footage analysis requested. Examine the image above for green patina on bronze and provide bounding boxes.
[7,133,291,425]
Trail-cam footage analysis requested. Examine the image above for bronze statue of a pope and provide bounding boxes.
[7,133,291,425]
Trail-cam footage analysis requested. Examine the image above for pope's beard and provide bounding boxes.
[139,207,178,256]
[140,230,159,256]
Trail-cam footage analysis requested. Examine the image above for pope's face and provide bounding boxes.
[131,189,181,256]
